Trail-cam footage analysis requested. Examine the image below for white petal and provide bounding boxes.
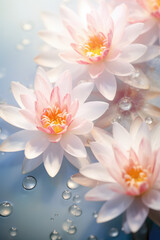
[134,122,150,153]
[126,198,149,232]
[97,194,133,223]
[130,117,143,143]
[41,11,64,32]
[43,143,63,177]
[142,189,160,210]
[68,118,93,135]
[134,45,160,63]
[151,123,160,150]
[80,162,115,182]
[34,49,61,68]
[113,122,131,152]
[55,70,72,98]
[88,63,105,79]
[120,44,147,63]
[60,133,87,158]
[72,82,94,104]
[0,130,36,152]
[0,105,36,130]
[91,127,114,145]
[85,184,119,201]
[95,71,117,100]
[11,81,34,108]
[64,151,90,169]
[71,173,99,187]
[106,60,135,76]
[25,132,49,159]
[78,101,108,121]
[22,155,43,174]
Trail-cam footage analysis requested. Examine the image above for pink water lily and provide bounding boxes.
[0,67,108,177]
[35,1,147,100]
[72,118,160,232]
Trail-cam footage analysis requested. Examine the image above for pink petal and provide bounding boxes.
[88,62,105,79]
[35,91,50,117]
[59,50,86,64]
[11,81,34,109]
[151,124,160,150]
[55,70,72,99]
[64,151,90,169]
[78,101,108,121]
[72,82,94,104]
[50,86,61,106]
[97,194,133,223]
[43,143,64,177]
[130,117,143,142]
[120,44,147,63]
[106,60,135,76]
[70,99,79,118]
[68,118,93,135]
[0,105,36,130]
[95,71,117,100]
[113,145,130,169]
[138,138,152,167]
[25,132,49,159]
[85,184,119,201]
[0,130,36,152]
[134,45,160,63]
[60,132,87,158]
[34,67,52,100]
[20,94,35,112]
[22,155,43,174]
[80,162,115,182]
[126,198,149,232]
[71,173,99,187]
[134,122,150,153]
[142,189,160,210]
[78,0,94,24]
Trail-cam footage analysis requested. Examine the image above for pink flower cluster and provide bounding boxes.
[1,0,160,234]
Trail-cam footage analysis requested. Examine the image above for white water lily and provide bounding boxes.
[0,67,108,177]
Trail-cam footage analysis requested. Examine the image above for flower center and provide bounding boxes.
[138,0,160,18]
[82,32,111,58]
[41,107,68,134]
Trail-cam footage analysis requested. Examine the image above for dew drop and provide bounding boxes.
[62,190,72,200]
[87,235,97,240]
[92,211,98,219]
[22,176,37,190]
[22,38,30,45]
[9,227,18,237]
[68,225,77,235]
[67,179,79,190]
[0,202,13,217]
[16,44,24,51]
[118,97,132,111]
[69,204,82,217]
[21,23,33,31]
[131,70,140,79]
[50,218,54,222]
[145,116,153,125]
[73,194,81,203]
[62,219,77,235]
[50,230,62,240]
[109,228,119,237]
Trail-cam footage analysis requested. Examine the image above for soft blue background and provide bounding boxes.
[0,0,159,239]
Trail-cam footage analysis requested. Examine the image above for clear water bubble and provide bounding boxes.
[62,219,77,235]
[69,204,82,217]
[62,190,72,200]
[145,116,153,125]
[50,230,62,240]
[88,235,97,240]
[92,211,98,219]
[22,176,37,190]
[0,202,13,217]
[16,44,24,51]
[118,97,132,111]
[22,39,30,45]
[67,179,79,190]
[9,227,18,237]
[73,194,81,203]
[21,23,33,31]
[109,228,119,237]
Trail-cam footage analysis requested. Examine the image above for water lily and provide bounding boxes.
[72,118,160,232]
[0,67,108,177]
[35,1,147,100]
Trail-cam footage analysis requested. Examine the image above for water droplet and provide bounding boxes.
[9,227,18,237]
[50,218,54,222]
[111,115,121,124]
[73,194,81,203]
[62,219,77,235]
[54,213,59,217]
[62,190,72,200]
[67,179,79,190]
[22,176,37,190]
[22,38,30,45]
[50,230,62,240]
[69,204,82,217]
[16,44,24,51]
[88,235,97,240]
[118,97,132,111]
[109,228,119,237]
[131,70,140,79]
[0,202,13,217]
[145,116,153,125]
[21,23,33,31]
[92,211,98,219]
